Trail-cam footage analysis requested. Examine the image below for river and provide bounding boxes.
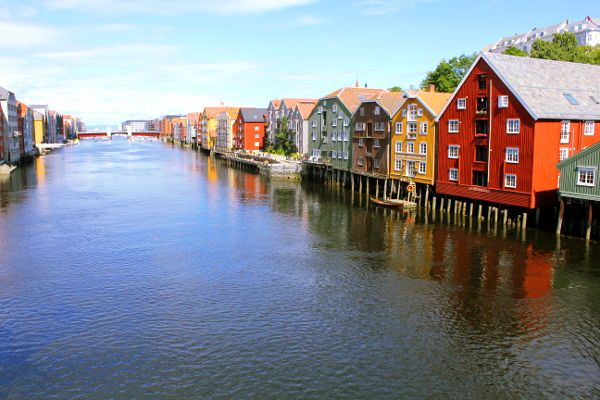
[1,138,599,399]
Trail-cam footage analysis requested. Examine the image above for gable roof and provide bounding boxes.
[437,52,600,121]
[203,107,228,119]
[557,141,600,169]
[281,98,316,110]
[412,91,453,117]
[295,101,317,119]
[240,107,267,122]
[269,99,281,109]
[322,87,388,114]
[358,91,406,117]
[187,112,200,125]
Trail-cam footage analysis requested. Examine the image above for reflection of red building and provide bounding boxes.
[233,108,267,151]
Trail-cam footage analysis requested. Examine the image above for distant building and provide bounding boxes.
[122,120,155,132]
[186,113,200,145]
[488,16,600,53]
[199,107,228,150]
[17,102,35,159]
[216,108,240,151]
[0,87,20,163]
[290,100,317,155]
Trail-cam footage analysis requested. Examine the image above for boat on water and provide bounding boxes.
[370,196,417,209]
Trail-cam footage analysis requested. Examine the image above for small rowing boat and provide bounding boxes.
[370,197,417,209]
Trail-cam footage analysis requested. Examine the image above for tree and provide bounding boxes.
[421,53,477,93]
[503,46,528,57]
[529,32,600,65]
[388,86,403,92]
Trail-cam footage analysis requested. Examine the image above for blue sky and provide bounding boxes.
[0,0,597,125]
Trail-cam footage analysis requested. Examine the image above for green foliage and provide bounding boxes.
[503,46,528,57]
[530,32,600,65]
[421,53,477,93]
[264,116,297,156]
[388,86,403,92]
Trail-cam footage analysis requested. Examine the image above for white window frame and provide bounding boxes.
[420,122,428,135]
[332,104,337,113]
[577,167,596,187]
[559,148,569,161]
[448,145,459,159]
[343,151,348,160]
[355,122,366,131]
[406,142,414,154]
[584,121,595,136]
[394,159,402,171]
[395,122,402,134]
[312,119,317,128]
[312,130,317,141]
[560,121,570,143]
[373,139,381,148]
[408,122,417,135]
[448,120,459,133]
[498,95,509,108]
[358,138,365,147]
[504,174,517,188]
[449,168,458,181]
[332,150,337,159]
[419,142,427,155]
[457,98,466,110]
[343,118,349,127]
[374,106,380,115]
[506,119,520,134]
[395,141,402,153]
[418,162,426,174]
[332,119,337,127]
[374,122,385,132]
[357,157,364,166]
[505,147,519,163]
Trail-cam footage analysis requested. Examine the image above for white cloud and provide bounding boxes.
[0,22,64,49]
[42,0,316,15]
[355,0,436,15]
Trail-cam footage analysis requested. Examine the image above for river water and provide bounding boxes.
[0,138,599,399]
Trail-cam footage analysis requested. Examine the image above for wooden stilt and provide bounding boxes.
[351,172,355,192]
[376,179,379,199]
[487,205,491,221]
[366,177,370,197]
[556,198,564,235]
[502,210,508,225]
[440,198,445,213]
[469,202,474,217]
[383,179,388,201]
[586,202,593,241]
[522,212,528,230]
[425,186,430,209]
[432,196,437,213]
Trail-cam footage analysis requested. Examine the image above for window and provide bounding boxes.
[332,104,337,113]
[357,157,364,166]
[355,122,366,131]
[448,145,459,158]
[475,145,488,162]
[417,108,423,116]
[578,167,596,186]
[406,161,415,177]
[374,106,380,115]
[457,98,466,109]
[395,141,402,153]
[395,122,403,134]
[419,142,427,155]
[343,152,348,160]
[559,148,569,161]
[475,120,489,136]
[498,95,509,108]
[312,130,317,140]
[332,119,337,127]
[563,93,579,105]
[374,122,385,131]
[449,168,458,181]
[332,131,337,141]
[406,142,414,153]
[584,121,595,136]
[407,105,418,121]
[343,131,349,141]
[507,119,520,134]
[401,109,407,117]
[358,138,365,147]
[448,120,459,133]
[254,126,260,131]
[344,118,349,127]
[332,150,337,159]
[374,159,380,169]
[408,122,417,135]
[394,159,402,171]
[254,134,260,138]
[476,97,488,113]
[373,139,381,148]
[360,108,365,116]
[318,106,323,114]
[506,147,519,163]
[420,122,428,135]
[478,74,487,90]
[561,121,570,143]
[312,149,320,158]
[504,174,517,188]
[472,171,488,187]
[418,162,426,174]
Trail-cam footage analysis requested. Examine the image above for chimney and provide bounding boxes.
[428,84,436,93]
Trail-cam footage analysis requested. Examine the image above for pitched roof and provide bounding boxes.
[187,112,200,124]
[269,99,281,109]
[203,107,228,119]
[482,52,600,120]
[296,101,317,119]
[225,107,240,118]
[412,91,453,116]
[240,107,267,122]
[322,87,388,114]
[557,141,600,169]
[281,98,317,110]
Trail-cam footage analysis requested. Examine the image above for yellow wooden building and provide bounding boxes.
[389,91,451,189]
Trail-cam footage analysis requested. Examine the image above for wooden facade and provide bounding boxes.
[436,54,600,209]
[233,108,267,152]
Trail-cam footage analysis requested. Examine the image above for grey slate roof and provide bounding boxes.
[240,108,267,122]
[483,52,600,120]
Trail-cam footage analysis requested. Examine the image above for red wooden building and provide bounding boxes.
[233,108,267,151]
[436,52,600,210]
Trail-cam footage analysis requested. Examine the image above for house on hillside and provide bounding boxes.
[436,52,600,215]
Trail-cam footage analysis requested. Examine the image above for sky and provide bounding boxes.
[0,0,597,126]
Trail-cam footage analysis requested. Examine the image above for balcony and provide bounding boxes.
[476,97,488,115]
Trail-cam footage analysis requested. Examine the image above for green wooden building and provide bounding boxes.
[307,86,386,171]
[557,142,600,240]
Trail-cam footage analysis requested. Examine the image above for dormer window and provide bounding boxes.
[564,93,579,105]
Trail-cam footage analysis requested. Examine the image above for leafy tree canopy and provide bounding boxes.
[421,53,477,93]
[388,86,403,92]
[503,46,528,57]
[530,32,600,64]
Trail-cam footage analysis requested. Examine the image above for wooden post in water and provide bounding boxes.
[432,196,437,213]
[586,202,593,241]
[440,197,445,214]
[477,204,482,220]
[376,178,379,199]
[469,202,474,217]
[383,179,388,201]
[494,207,499,224]
[556,198,564,235]
[487,205,491,221]
[366,177,370,198]
[351,172,355,192]
[425,186,430,209]
[359,175,363,194]
[502,209,508,226]
[522,212,528,230]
